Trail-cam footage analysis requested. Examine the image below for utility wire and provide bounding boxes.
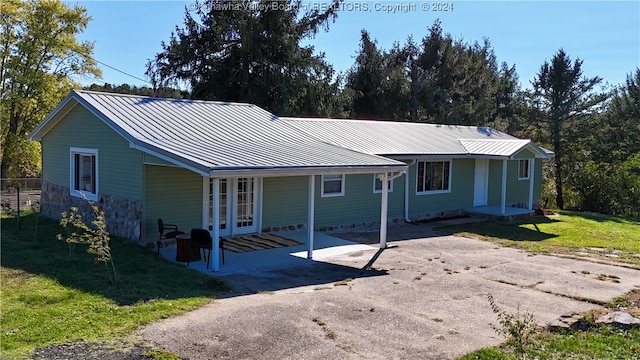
[78,50,152,85]
[92,58,151,85]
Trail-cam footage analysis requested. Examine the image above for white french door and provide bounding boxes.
[209,177,259,236]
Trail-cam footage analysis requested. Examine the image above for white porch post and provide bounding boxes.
[528,159,535,211]
[380,173,389,249]
[501,160,507,215]
[212,178,221,271]
[307,175,315,259]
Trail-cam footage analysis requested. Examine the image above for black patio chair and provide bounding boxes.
[157,218,184,252]
[188,228,225,269]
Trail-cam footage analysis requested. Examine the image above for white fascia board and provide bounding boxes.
[28,94,79,141]
[209,165,408,178]
[508,142,550,160]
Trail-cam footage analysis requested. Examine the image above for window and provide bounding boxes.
[321,174,345,197]
[70,148,98,200]
[416,160,451,194]
[373,173,393,193]
[518,159,530,180]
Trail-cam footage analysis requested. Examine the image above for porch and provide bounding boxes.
[158,230,376,275]
[465,205,534,222]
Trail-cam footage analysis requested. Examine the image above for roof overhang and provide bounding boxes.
[208,164,407,178]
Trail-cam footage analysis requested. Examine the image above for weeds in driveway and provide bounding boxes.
[487,293,538,359]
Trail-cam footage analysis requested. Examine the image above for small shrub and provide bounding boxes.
[57,198,118,284]
[487,293,538,359]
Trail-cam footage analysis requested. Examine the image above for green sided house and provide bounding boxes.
[29,90,552,271]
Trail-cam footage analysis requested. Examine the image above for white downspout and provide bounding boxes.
[404,160,416,222]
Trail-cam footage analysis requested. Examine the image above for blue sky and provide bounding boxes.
[72,1,639,90]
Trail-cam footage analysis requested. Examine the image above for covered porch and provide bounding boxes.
[157,230,376,275]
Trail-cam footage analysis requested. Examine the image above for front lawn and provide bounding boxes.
[436,210,640,266]
[1,212,228,359]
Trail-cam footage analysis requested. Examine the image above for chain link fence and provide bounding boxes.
[1,178,42,213]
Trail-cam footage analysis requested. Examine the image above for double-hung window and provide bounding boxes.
[518,159,530,180]
[70,148,98,201]
[321,174,345,197]
[373,173,393,193]
[416,160,451,194]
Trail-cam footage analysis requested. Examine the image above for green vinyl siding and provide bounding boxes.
[487,158,543,206]
[534,159,542,201]
[512,148,536,159]
[408,158,474,216]
[315,173,404,228]
[41,104,142,200]
[143,165,203,244]
[262,174,404,229]
[143,153,178,167]
[262,176,309,227]
[506,160,530,204]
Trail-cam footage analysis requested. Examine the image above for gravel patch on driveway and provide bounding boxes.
[139,227,640,360]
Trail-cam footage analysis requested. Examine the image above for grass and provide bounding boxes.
[460,327,640,360]
[436,210,640,266]
[1,212,229,359]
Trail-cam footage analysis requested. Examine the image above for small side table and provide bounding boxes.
[175,234,201,262]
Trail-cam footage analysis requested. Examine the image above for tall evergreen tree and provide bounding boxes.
[529,49,608,209]
[345,30,386,119]
[146,0,341,116]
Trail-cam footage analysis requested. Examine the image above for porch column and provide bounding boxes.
[501,160,507,215]
[307,175,315,259]
[212,178,221,271]
[380,173,389,249]
[528,159,535,211]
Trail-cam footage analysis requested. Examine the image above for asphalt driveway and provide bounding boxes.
[139,224,640,359]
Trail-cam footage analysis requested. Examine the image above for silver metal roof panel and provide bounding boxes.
[31,91,406,176]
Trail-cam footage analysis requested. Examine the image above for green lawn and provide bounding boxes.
[436,210,640,266]
[1,212,228,359]
[460,327,640,360]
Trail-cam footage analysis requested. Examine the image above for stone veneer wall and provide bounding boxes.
[41,181,142,242]
[261,217,405,233]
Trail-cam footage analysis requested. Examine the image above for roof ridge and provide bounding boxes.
[282,116,495,130]
[74,89,257,107]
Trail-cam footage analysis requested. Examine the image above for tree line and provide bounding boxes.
[2,0,638,216]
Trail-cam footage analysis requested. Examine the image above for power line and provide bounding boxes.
[78,50,152,85]
[92,58,151,85]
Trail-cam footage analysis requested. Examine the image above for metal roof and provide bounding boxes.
[282,117,550,159]
[29,91,406,176]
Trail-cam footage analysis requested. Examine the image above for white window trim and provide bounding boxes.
[373,173,394,193]
[416,159,452,195]
[70,147,99,201]
[518,159,530,180]
[321,174,345,197]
